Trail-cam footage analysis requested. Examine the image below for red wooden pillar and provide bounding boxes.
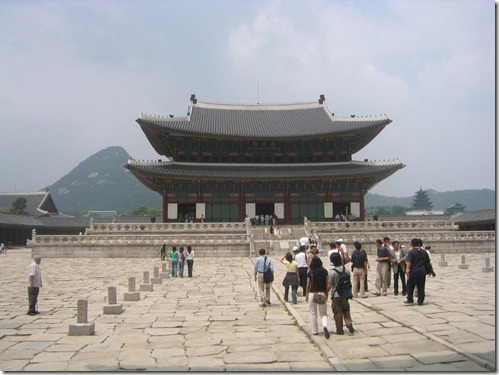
[360,193,365,221]
[284,180,291,224]
[162,192,168,223]
[238,179,245,222]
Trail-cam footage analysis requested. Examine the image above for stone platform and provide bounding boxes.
[0,248,494,371]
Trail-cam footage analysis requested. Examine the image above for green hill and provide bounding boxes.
[45,146,161,215]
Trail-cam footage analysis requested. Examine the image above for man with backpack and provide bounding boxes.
[328,252,354,335]
[404,238,431,306]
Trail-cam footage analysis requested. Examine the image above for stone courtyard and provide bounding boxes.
[0,248,495,371]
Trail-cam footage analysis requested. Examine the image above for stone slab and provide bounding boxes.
[124,291,140,301]
[68,322,95,336]
[139,284,153,291]
[103,304,123,314]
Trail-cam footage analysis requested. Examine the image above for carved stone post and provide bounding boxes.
[140,271,153,291]
[438,253,448,267]
[457,255,468,269]
[69,299,95,335]
[124,277,140,301]
[151,266,162,284]
[482,257,494,273]
[103,286,123,314]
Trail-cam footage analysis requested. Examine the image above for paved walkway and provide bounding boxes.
[0,249,495,371]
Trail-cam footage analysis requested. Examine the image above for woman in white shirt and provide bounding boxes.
[186,245,195,277]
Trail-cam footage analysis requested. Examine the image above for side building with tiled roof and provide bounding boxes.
[126,94,405,224]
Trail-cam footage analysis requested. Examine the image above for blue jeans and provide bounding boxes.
[178,261,185,277]
[171,260,178,277]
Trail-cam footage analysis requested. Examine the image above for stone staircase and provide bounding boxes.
[251,225,306,256]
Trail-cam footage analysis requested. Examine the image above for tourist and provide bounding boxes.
[327,242,338,269]
[329,252,354,335]
[295,245,308,296]
[350,241,368,298]
[159,243,166,261]
[280,252,299,304]
[27,255,43,316]
[405,238,430,306]
[305,256,330,338]
[0,242,5,255]
[254,248,274,307]
[373,239,391,296]
[178,247,186,277]
[392,241,407,296]
[171,246,178,277]
[307,244,319,265]
[186,245,194,277]
[384,237,394,288]
[336,239,351,265]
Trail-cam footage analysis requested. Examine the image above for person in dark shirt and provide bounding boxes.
[350,241,367,298]
[373,239,391,296]
[404,238,430,306]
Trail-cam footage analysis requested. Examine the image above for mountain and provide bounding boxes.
[365,189,495,212]
[44,146,495,215]
[45,146,161,215]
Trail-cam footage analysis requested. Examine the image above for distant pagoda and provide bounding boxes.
[411,188,433,211]
[126,94,405,223]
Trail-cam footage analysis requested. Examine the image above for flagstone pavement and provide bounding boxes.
[0,248,495,371]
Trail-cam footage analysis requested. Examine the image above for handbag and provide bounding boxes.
[312,292,327,304]
[263,256,274,283]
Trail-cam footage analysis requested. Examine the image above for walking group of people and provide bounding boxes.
[160,244,195,278]
[254,235,434,339]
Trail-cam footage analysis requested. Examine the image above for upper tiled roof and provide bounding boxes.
[126,159,405,181]
[137,98,392,140]
[0,191,59,216]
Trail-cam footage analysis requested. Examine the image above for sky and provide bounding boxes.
[0,0,495,197]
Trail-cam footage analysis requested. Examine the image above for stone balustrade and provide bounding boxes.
[31,233,248,245]
[309,220,458,232]
[316,230,495,243]
[88,222,247,234]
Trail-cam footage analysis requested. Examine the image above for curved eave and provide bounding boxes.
[125,160,405,182]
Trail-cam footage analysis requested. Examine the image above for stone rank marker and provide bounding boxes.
[124,277,140,301]
[482,257,494,273]
[438,253,448,267]
[151,266,162,284]
[457,255,469,269]
[140,271,154,291]
[159,262,169,278]
[69,299,95,336]
[103,286,123,314]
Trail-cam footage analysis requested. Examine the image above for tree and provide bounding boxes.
[131,206,148,216]
[411,188,433,210]
[391,205,408,215]
[10,197,28,215]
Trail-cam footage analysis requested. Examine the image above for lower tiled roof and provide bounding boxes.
[125,160,405,181]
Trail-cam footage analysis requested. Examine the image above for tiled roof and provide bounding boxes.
[453,209,495,224]
[126,159,405,181]
[137,100,391,139]
[0,191,59,216]
[0,212,45,227]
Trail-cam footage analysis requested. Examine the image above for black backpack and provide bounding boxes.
[333,267,353,299]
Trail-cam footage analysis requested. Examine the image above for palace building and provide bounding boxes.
[126,94,404,224]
